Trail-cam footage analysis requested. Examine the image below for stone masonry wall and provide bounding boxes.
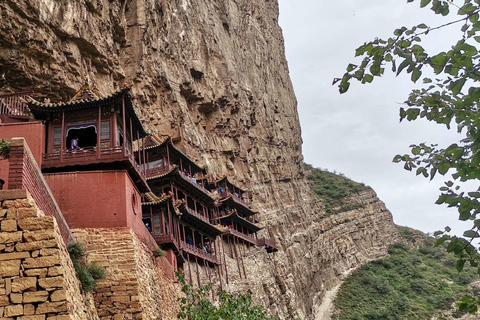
[0,189,97,319]
[73,228,181,320]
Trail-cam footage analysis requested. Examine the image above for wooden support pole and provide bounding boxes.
[122,96,127,156]
[195,256,201,288]
[60,110,65,162]
[221,235,229,284]
[97,105,101,159]
[187,254,193,285]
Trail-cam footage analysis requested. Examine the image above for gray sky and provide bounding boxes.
[277,0,471,235]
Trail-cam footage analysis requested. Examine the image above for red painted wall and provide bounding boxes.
[0,122,45,189]
[44,171,145,235]
[0,122,45,165]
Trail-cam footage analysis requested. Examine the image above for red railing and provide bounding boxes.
[183,205,210,223]
[145,164,174,178]
[0,91,32,116]
[42,146,145,178]
[8,138,74,244]
[180,241,218,264]
[179,171,214,196]
[220,191,250,207]
[152,232,180,252]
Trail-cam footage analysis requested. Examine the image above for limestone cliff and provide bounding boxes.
[0,0,401,318]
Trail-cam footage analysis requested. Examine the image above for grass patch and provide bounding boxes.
[68,242,106,292]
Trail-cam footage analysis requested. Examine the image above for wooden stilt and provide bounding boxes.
[187,254,193,285]
[195,256,201,287]
[221,236,229,284]
[232,236,242,279]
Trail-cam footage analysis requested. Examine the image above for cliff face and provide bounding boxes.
[0,1,400,319]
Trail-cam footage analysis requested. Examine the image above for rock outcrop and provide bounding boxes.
[0,1,401,318]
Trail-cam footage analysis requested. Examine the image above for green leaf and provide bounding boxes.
[464,230,480,238]
[420,0,431,8]
[412,68,422,83]
[457,259,466,272]
[450,78,466,96]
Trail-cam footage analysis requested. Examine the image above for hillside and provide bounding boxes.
[332,228,479,320]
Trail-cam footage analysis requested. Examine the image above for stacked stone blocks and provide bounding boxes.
[0,191,74,319]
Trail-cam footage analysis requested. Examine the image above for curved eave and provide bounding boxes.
[142,192,171,206]
[220,195,257,216]
[219,212,263,232]
[177,205,224,237]
[143,137,206,173]
[217,176,248,192]
[146,165,178,181]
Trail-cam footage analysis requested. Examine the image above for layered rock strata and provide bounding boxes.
[0,1,401,318]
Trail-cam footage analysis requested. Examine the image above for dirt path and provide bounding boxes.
[314,282,342,320]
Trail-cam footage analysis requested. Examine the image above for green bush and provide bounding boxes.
[153,248,167,257]
[68,242,106,292]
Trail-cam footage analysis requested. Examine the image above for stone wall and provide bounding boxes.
[0,189,97,319]
[73,228,182,320]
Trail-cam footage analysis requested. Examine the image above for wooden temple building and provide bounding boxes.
[0,81,277,287]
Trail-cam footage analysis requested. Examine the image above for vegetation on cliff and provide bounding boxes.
[305,163,369,214]
[177,273,275,320]
[332,228,479,320]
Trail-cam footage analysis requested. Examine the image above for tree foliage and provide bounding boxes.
[336,0,480,313]
[177,273,276,320]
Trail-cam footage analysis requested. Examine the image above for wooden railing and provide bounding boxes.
[180,241,218,264]
[224,228,257,245]
[179,171,214,196]
[145,165,174,178]
[184,205,210,223]
[152,232,180,251]
[0,91,32,116]
[220,191,250,207]
[257,237,278,251]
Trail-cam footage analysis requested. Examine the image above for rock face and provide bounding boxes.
[0,0,401,319]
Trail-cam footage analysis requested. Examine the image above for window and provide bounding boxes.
[53,127,62,146]
[100,121,110,140]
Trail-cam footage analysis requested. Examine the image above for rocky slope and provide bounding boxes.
[0,0,401,318]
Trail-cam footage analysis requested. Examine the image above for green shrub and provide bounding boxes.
[68,242,106,292]
[0,139,10,159]
[153,248,167,257]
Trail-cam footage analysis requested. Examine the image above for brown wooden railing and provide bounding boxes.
[257,237,278,251]
[184,205,210,223]
[152,232,180,251]
[179,171,214,196]
[145,165,174,178]
[224,228,257,245]
[180,241,218,264]
[220,191,250,207]
[0,91,32,116]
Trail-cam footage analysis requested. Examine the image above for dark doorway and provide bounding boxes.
[66,126,97,149]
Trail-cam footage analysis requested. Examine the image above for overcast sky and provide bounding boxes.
[277,0,470,235]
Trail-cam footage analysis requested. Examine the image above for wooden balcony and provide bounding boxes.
[180,241,218,265]
[257,237,278,253]
[152,233,180,253]
[42,146,149,192]
[223,228,257,246]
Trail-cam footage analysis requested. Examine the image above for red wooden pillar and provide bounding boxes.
[97,105,101,159]
[60,110,65,162]
[122,96,127,157]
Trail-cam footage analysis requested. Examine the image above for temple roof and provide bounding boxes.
[147,166,219,205]
[219,211,263,232]
[142,135,206,173]
[25,81,148,136]
[176,202,224,238]
[220,195,257,216]
[216,176,248,192]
